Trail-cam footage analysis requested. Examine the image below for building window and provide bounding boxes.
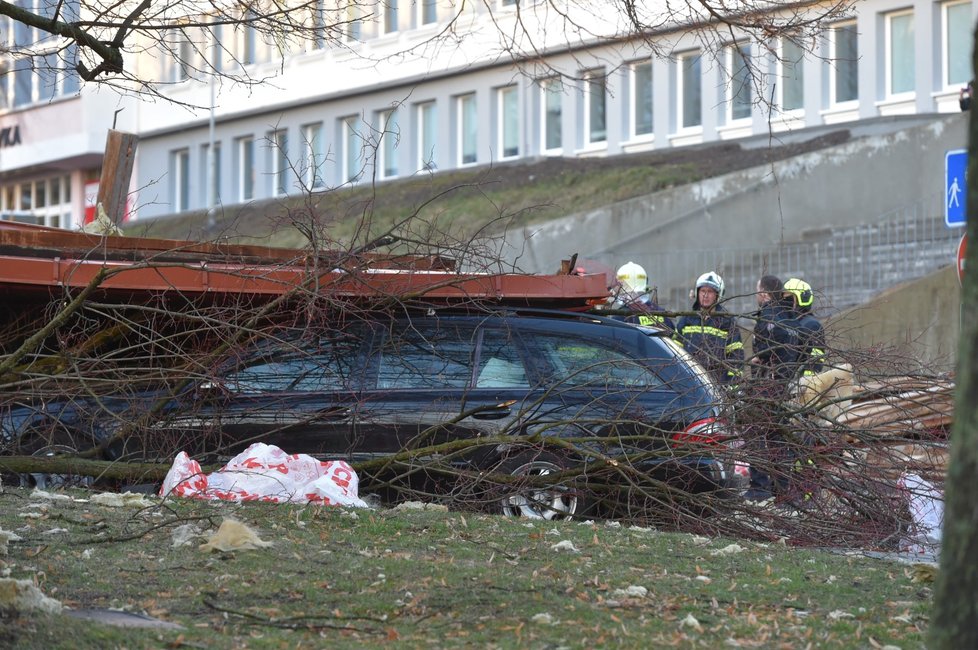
[0,175,72,228]
[678,51,702,128]
[341,116,362,183]
[344,3,362,42]
[419,0,437,25]
[584,69,606,145]
[418,101,437,171]
[830,21,858,104]
[307,0,326,51]
[379,109,399,179]
[271,129,289,196]
[541,77,562,153]
[301,123,325,189]
[498,85,519,159]
[458,93,477,165]
[630,61,653,137]
[779,37,805,111]
[236,136,255,201]
[5,48,79,108]
[170,149,190,212]
[885,10,914,97]
[943,1,971,88]
[383,0,398,33]
[200,142,222,207]
[726,43,752,122]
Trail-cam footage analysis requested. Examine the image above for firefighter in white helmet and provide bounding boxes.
[614,261,673,331]
[673,271,743,386]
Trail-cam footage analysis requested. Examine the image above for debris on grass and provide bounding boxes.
[199,518,273,553]
[392,501,449,512]
[0,528,21,556]
[0,578,63,614]
[171,523,203,548]
[30,489,71,501]
[710,544,746,556]
[90,491,158,508]
[679,612,703,632]
[550,540,580,553]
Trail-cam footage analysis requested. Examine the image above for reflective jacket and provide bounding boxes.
[614,294,675,333]
[673,303,743,385]
[752,299,800,382]
[792,312,826,377]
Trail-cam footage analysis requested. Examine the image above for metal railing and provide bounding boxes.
[594,197,961,318]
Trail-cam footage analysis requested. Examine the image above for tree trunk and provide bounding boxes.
[930,24,978,648]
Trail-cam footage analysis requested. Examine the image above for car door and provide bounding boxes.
[352,318,528,463]
[157,328,367,460]
[516,324,683,455]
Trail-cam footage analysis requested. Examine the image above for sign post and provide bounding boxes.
[946,149,968,227]
[958,232,968,287]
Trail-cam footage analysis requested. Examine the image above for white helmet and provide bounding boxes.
[616,261,648,293]
[695,271,725,300]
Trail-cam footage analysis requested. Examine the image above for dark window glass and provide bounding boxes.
[227,334,364,393]
[376,324,475,389]
[528,334,662,388]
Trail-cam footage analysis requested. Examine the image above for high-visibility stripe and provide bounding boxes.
[638,314,664,326]
[725,341,743,353]
[679,325,728,339]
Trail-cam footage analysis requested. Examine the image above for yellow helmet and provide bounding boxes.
[784,277,814,308]
[616,261,648,293]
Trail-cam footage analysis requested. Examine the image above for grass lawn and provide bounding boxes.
[0,486,929,649]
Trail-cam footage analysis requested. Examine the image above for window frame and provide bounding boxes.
[418,0,437,25]
[457,92,478,166]
[629,60,653,138]
[417,100,438,172]
[540,77,563,154]
[884,9,915,98]
[777,36,805,112]
[677,50,702,130]
[382,0,399,34]
[725,42,752,123]
[236,136,255,202]
[171,148,190,212]
[341,116,362,184]
[301,122,325,190]
[378,108,399,179]
[497,85,519,159]
[942,0,971,89]
[829,20,858,106]
[271,129,289,197]
[583,68,607,146]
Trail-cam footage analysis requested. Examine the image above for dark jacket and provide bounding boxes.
[614,293,675,332]
[752,299,800,382]
[791,312,826,377]
[673,301,743,385]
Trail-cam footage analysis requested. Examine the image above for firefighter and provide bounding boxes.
[613,261,674,331]
[744,274,802,502]
[782,277,826,378]
[672,271,743,387]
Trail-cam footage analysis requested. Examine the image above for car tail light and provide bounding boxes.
[671,417,731,446]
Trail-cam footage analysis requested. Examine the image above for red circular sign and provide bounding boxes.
[958,232,967,286]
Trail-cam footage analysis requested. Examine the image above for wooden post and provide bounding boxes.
[96,129,138,226]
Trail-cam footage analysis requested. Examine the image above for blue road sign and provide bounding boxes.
[946,149,967,227]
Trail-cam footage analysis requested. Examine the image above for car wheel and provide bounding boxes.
[497,450,586,521]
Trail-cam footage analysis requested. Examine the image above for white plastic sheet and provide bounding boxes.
[898,472,943,555]
[160,443,368,508]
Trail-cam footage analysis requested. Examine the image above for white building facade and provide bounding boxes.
[0,0,975,225]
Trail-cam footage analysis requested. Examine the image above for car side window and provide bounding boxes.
[528,334,663,388]
[376,324,476,389]
[476,328,529,388]
[227,333,364,393]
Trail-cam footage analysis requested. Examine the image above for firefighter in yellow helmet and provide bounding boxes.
[782,278,826,378]
[614,261,673,331]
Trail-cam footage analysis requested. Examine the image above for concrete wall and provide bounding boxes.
[828,265,961,373]
[500,114,967,281]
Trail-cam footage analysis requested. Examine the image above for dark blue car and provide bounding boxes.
[1,309,734,519]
